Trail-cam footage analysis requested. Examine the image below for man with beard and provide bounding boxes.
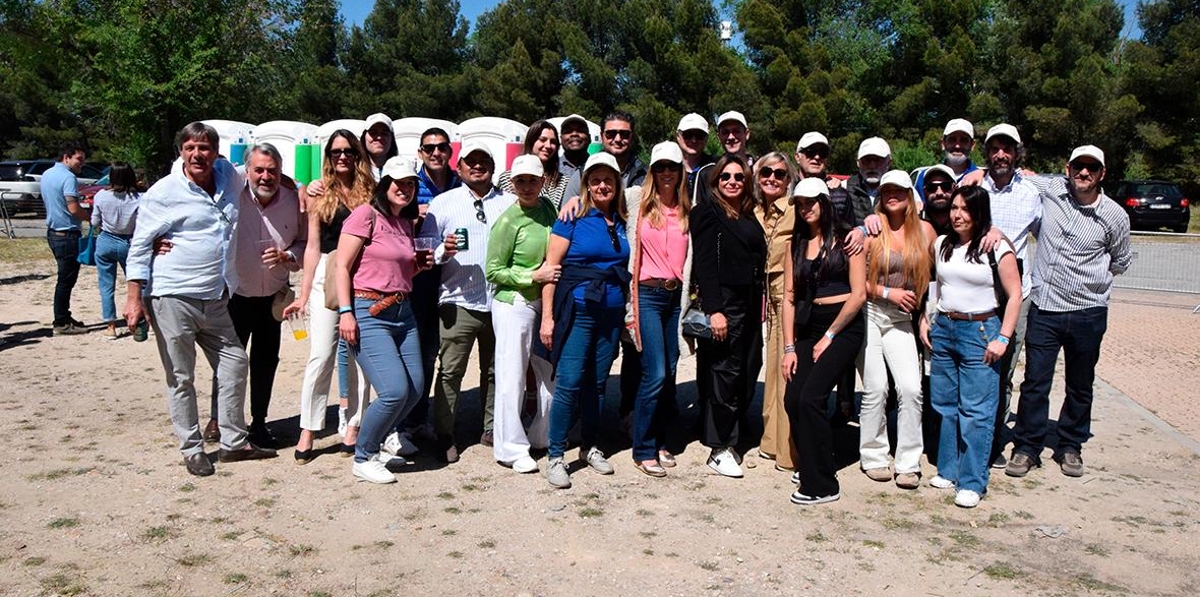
[914,119,980,203]
[919,164,957,235]
[846,137,891,225]
[1005,145,1130,479]
[558,114,592,188]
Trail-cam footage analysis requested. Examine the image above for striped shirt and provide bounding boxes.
[1027,176,1131,312]
[418,184,516,311]
[983,171,1042,296]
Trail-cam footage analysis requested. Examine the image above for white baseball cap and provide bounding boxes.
[381,156,418,181]
[583,151,620,178]
[510,154,544,178]
[923,164,956,184]
[943,118,974,138]
[796,132,830,152]
[984,123,1021,145]
[677,113,709,133]
[458,141,494,163]
[365,113,393,132]
[793,177,830,199]
[857,137,891,160]
[1069,145,1105,168]
[879,170,914,190]
[650,141,683,165]
[716,111,748,129]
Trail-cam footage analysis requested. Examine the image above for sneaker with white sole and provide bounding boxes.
[707,448,744,478]
[584,446,614,475]
[954,489,981,508]
[374,451,407,466]
[546,457,571,488]
[791,491,840,505]
[383,431,419,457]
[511,456,538,474]
[353,458,397,484]
[791,471,800,485]
[929,475,955,489]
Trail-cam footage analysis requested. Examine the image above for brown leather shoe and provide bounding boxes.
[217,444,278,463]
[480,429,494,447]
[184,452,214,477]
[203,419,220,442]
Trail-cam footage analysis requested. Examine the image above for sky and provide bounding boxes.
[338,0,1144,39]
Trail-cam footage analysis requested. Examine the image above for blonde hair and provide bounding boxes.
[580,164,627,220]
[752,152,794,207]
[639,162,690,234]
[867,186,931,296]
[310,130,373,223]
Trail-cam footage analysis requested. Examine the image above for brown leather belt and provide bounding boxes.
[354,289,409,316]
[639,278,682,291]
[943,310,995,321]
[49,229,81,237]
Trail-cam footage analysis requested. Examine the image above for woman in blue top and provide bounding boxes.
[539,152,631,489]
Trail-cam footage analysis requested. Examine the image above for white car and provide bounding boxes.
[0,160,105,217]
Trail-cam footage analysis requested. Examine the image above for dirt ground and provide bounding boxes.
[2,251,1199,597]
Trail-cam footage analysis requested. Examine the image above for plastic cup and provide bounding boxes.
[414,237,437,266]
[286,311,307,341]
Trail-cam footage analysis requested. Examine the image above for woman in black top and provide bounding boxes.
[781,178,866,505]
[690,154,767,478]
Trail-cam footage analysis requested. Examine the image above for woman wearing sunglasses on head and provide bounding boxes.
[498,120,570,209]
[690,154,767,479]
[283,130,375,463]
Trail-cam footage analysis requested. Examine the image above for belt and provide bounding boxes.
[639,278,682,291]
[354,289,408,316]
[100,230,133,240]
[49,229,81,237]
[943,310,995,321]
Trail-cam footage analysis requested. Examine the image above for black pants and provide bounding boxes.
[47,229,81,326]
[618,339,641,419]
[226,293,281,424]
[786,303,866,498]
[696,288,763,449]
[403,264,441,430]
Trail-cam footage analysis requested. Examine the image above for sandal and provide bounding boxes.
[657,450,676,468]
[635,460,667,478]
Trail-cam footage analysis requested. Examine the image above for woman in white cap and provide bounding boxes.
[360,113,398,181]
[539,152,631,489]
[626,141,694,477]
[333,157,432,484]
[484,155,561,474]
[781,178,866,505]
[859,170,936,489]
[498,120,570,208]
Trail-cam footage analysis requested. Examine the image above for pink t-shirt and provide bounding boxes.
[638,206,688,282]
[341,205,415,294]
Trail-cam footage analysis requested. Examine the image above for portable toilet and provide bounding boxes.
[252,120,318,184]
[458,117,527,181]
[394,117,460,166]
[547,115,602,155]
[201,119,255,165]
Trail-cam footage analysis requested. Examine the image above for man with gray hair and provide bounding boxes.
[125,122,277,477]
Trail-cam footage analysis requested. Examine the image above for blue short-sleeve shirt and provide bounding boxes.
[552,208,630,307]
[41,163,80,231]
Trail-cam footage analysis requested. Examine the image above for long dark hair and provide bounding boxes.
[109,162,138,194]
[709,154,753,219]
[370,175,419,221]
[523,120,560,177]
[939,186,993,264]
[791,190,850,297]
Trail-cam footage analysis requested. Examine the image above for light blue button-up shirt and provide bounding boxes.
[126,159,243,299]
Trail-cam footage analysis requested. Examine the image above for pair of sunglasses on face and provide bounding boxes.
[328,148,359,159]
[420,142,452,154]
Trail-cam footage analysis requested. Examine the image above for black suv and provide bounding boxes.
[1111,180,1190,233]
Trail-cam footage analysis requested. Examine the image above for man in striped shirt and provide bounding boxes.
[1005,145,1131,479]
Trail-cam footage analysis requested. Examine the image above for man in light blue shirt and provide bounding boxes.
[41,141,89,335]
[124,122,277,477]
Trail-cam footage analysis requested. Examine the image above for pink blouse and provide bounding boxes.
[638,206,688,282]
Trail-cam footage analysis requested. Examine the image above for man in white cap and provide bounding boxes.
[676,112,716,204]
[418,142,516,462]
[564,111,646,201]
[716,110,751,164]
[913,118,980,202]
[1005,145,1131,479]
[558,114,592,185]
[361,113,398,180]
[845,136,892,225]
[795,131,853,227]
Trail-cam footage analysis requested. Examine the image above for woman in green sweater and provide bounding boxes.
[484,155,562,473]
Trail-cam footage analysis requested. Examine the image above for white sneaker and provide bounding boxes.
[929,475,955,489]
[374,451,407,466]
[383,431,419,457]
[707,448,744,478]
[955,489,981,508]
[584,446,614,475]
[546,457,571,488]
[353,458,397,484]
[511,456,538,474]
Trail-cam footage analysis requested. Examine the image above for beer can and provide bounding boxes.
[454,227,469,251]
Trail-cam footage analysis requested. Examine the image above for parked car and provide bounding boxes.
[0,160,106,217]
[1112,180,1190,233]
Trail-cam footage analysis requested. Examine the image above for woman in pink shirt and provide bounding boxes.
[626,141,694,477]
[332,157,434,484]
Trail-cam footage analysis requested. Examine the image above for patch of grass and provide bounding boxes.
[375,540,395,549]
[949,530,981,548]
[261,477,279,486]
[703,496,722,505]
[639,531,657,539]
[1085,544,1110,557]
[983,563,1023,580]
[210,516,230,524]
[253,497,276,507]
[578,506,603,518]
[289,544,316,557]
[178,482,196,493]
[141,526,172,541]
[929,514,947,525]
[635,508,654,517]
[40,573,86,596]
[177,553,213,567]
[1072,573,1126,592]
[1013,510,1034,520]
[23,556,47,566]
[698,561,718,571]
[47,517,80,529]
[0,238,52,263]
[880,517,915,530]
[805,531,828,543]
[461,483,480,492]
[403,507,427,521]
[224,573,248,584]
[448,551,463,559]
[477,539,495,549]
[443,506,461,515]
[221,531,241,541]
[436,491,455,500]
[275,569,293,579]
[862,539,885,549]
[988,512,1011,525]
[27,467,93,481]
[441,529,457,536]
[307,592,332,597]
[643,548,654,555]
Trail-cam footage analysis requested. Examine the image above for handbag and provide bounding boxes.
[77,226,97,266]
[681,303,712,339]
[271,286,296,322]
[323,209,376,311]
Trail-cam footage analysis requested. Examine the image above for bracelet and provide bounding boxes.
[856,225,868,236]
[881,286,891,300]
[824,331,835,341]
[783,343,796,355]
[997,335,1010,345]
[338,306,353,314]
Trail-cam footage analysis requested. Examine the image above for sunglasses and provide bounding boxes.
[719,172,745,182]
[473,199,487,224]
[328,148,360,159]
[924,180,954,193]
[680,130,707,142]
[420,142,452,154]
[651,162,680,173]
[603,129,632,140]
[800,147,829,159]
[1070,161,1103,173]
[606,223,621,252]
[758,167,789,181]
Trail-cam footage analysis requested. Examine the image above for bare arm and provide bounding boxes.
[539,234,570,349]
[780,241,798,381]
[335,232,366,345]
[283,214,324,317]
[985,251,1022,364]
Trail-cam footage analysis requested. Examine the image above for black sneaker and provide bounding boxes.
[247,421,278,449]
[790,491,840,506]
[53,322,87,336]
[990,453,1008,469]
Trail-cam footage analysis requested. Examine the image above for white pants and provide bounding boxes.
[859,299,924,474]
[491,295,554,464]
[298,253,371,431]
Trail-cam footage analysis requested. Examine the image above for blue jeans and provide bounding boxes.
[351,297,423,463]
[548,300,624,459]
[631,286,681,461]
[47,229,81,326]
[930,314,1001,494]
[95,231,130,323]
[1013,305,1108,459]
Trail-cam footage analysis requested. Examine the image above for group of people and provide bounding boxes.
[42,111,1131,509]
